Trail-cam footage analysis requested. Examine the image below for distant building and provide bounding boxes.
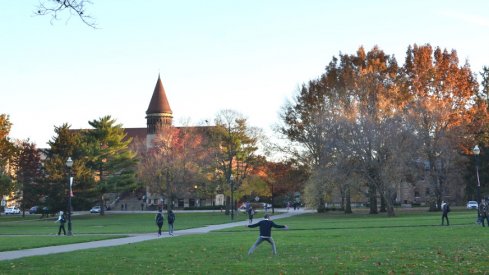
[119,76,218,210]
[324,159,465,209]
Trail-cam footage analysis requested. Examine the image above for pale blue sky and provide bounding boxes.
[1,0,488,147]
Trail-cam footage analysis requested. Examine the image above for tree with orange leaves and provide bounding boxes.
[281,44,487,216]
[403,44,488,210]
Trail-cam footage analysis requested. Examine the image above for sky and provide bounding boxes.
[1,0,489,148]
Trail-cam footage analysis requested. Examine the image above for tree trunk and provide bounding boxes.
[380,195,386,213]
[345,185,352,214]
[386,204,395,216]
[99,194,105,215]
[225,195,230,215]
[369,184,378,214]
[166,170,172,211]
[318,197,325,212]
[385,190,396,217]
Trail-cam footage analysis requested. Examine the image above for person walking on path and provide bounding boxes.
[56,211,66,235]
[167,210,175,236]
[247,207,255,224]
[479,199,489,227]
[155,209,164,237]
[441,201,450,226]
[245,214,288,255]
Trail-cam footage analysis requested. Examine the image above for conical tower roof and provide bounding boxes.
[146,75,172,114]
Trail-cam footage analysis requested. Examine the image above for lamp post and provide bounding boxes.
[66,157,73,236]
[473,145,481,222]
[271,181,274,214]
[230,174,234,220]
[193,185,198,207]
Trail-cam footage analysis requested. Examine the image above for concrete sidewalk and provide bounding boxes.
[0,209,310,261]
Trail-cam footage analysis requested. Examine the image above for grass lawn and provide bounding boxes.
[0,211,249,235]
[2,209,489,274]
[0,211,249,251]
[0,236,126,252]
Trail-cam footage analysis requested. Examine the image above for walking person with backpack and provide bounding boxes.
[56,211,66,235]
[155,209,164,237]
[167,210,175,236]
[479,199,489,227]
[441,201,450,226]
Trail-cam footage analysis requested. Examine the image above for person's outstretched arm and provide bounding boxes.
[246,221,260,228]
[271,221,287,229]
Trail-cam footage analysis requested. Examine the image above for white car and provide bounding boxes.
[90,206,101,213]
[4,206,21,215]
[467,201,478,209]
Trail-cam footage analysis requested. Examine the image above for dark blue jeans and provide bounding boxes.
[58,224,66,235]
[157,223,163,235]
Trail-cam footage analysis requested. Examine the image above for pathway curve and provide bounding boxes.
[0,209,310,261]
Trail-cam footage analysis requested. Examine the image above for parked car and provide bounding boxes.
[467,201,478,209]
[29,206,39,214]
[4,206,21,215]
[90,206,101,213]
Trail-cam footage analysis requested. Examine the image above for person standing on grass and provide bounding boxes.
[479,199,489,227]
[56,211,66,235]
[441,201,450,226]
[245,214,288,255]
[167,209,175,236]
[155,209,164,237]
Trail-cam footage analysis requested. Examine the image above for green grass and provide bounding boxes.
[0,236,126,252]
[0,211,249,251]
[2,209,489,274]
[0,211,249,235]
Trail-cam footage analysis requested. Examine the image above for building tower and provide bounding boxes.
[146,75,173,149]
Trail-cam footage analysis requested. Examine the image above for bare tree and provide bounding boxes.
[35,0,96,28]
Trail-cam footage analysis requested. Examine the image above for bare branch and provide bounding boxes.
[35,0,97,28]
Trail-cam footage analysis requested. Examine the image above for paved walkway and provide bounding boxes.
[0,209,310,261]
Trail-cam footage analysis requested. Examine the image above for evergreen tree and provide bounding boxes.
[44,123,92,213]
[82,116,137,215]
[16,140,43,216]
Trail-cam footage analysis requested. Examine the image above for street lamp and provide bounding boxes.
[271,182,274,214]
[230,174,234,220]
[66,157,73,236]
[473,145,481,222]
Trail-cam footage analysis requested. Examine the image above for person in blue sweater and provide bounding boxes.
[245,214,288,255]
